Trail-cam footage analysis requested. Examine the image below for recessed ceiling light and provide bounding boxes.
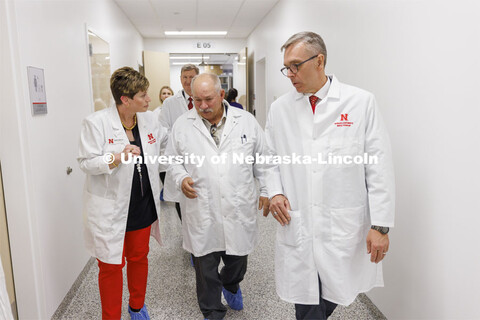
[165,31,227,36]
[170,56,210,60]
[171,62,201,65]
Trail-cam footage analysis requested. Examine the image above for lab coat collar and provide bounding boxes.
[220,101,241,148]
[109,106,123,131]
[174,89,184,99]
[108,106,147,139]
[174,90,189,110]
[181,90,192,101]
[293,74,340,101]
[189,101,241,148]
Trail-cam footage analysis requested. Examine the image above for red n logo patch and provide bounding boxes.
[108,139,114,144]
[341,114,348,121]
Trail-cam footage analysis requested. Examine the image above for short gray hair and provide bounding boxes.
[181,64,200,75]
[191,73,222,95]
[281,31,327,66]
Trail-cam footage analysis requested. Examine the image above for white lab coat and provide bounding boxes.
[265,75,395,306]
[159,90,189,132]
[153,105,162,120]
[165,105,272,257]
[78,106,168,264]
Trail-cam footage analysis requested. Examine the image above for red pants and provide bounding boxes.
[97,226,151,320]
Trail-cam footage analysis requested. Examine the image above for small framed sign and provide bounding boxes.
[27,66,47,115]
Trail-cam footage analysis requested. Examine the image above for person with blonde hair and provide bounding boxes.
[154,85,174,119]
[159,85,174,105]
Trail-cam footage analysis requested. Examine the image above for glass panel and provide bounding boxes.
[87,30,111,111]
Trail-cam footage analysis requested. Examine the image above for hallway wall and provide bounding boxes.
[247,0,480,319]
[0,0,144,318]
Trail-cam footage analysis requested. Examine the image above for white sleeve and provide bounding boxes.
[164,124,190,193]
[159,101,173,132]
[251,118,277,198]
[264,107,285,198]
[364,94,395,227]
[77,117,114,175]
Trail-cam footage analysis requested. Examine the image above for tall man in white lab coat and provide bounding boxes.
[159,64,199,219]
[266,31,395,320]
[165,73,271,320]
[159,64,199,130]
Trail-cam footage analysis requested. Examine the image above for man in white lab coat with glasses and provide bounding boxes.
[265,31,395,320]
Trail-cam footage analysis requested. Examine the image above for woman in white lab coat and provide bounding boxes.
[78,67,167,320]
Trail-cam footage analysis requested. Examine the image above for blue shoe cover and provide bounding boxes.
[128,304,150,320]
[222,286,243,310]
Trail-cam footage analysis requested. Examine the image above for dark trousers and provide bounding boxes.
[160,171,182,220]
[193,252,248,320]
[295,276,337,320]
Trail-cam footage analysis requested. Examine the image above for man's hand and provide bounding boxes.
[181,177,197,199]
[268,194,291,226]
[258,196,270,216]
[366,229,390,263]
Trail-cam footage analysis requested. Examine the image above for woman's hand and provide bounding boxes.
[122,144,141,156]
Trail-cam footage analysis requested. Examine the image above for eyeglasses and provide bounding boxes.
[280,55,317,76]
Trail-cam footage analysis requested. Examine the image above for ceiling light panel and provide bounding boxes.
[165,31,227,36]
[170,56,210,60]
[172,62,201,65]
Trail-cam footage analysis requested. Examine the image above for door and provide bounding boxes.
[143,51,171,110]
[0,163,17,319]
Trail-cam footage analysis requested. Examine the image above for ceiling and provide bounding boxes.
[113,0,280,39]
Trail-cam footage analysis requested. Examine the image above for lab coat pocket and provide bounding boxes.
[234,137,255,156]
[328,138,360,168]
[276,210,304,247]
[184,188,212,228]
[331,206,365,243]
[84,191,115,234]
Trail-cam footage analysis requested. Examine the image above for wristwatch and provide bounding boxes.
[371,225,389,234]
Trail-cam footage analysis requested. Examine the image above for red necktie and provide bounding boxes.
[188,97,193,110]
[309,95,319,114]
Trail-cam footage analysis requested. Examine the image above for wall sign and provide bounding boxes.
[195,42,214,49]
[27,66,48,115]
